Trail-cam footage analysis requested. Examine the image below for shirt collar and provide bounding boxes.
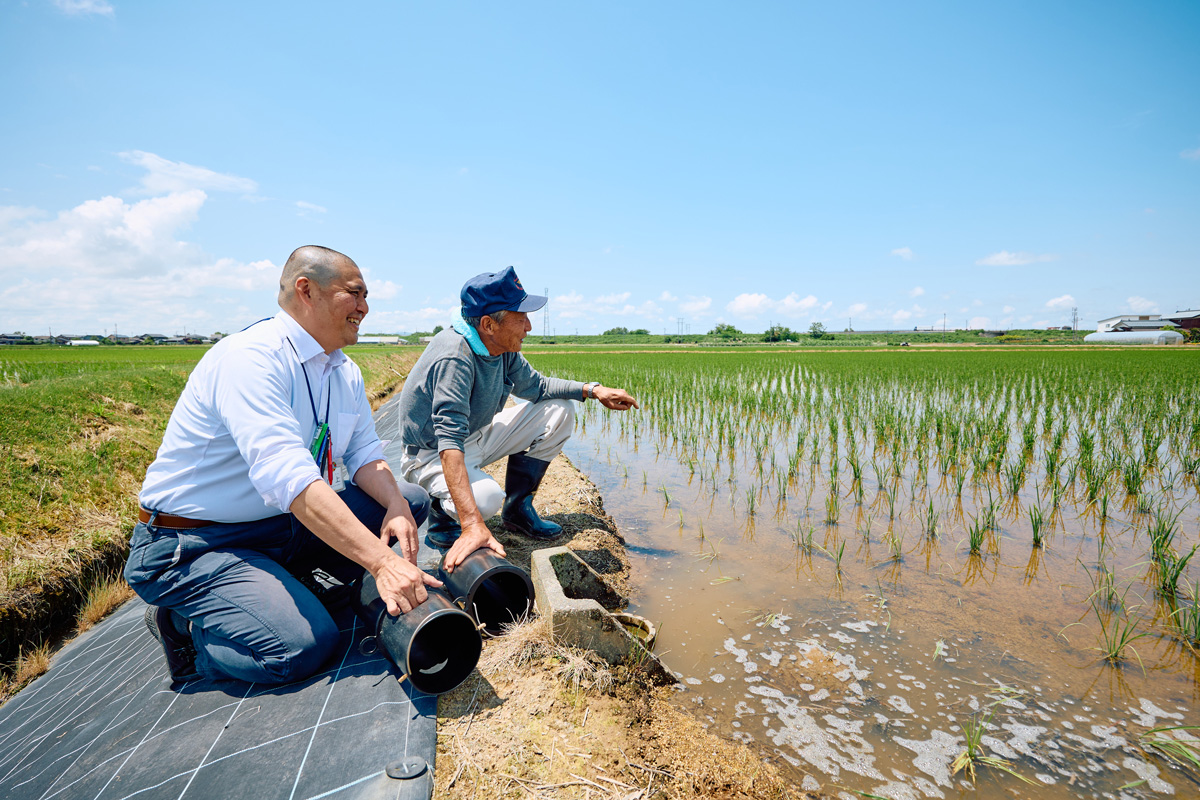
[276,311,347,368]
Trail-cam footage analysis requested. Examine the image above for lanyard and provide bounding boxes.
[287,338,335,483]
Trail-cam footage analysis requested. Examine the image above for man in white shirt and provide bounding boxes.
[126,245,440,685]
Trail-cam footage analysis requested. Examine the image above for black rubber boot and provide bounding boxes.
[501,453,564,540]
[426,497,462,548]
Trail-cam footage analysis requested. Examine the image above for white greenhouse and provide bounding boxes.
[1083,330,1185,345]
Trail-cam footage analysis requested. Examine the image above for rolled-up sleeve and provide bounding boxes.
[211,346,323,513]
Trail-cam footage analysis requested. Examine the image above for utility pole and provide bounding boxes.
[943,313,946,344]
[543,288,550,339]
[1071,306,1078,343]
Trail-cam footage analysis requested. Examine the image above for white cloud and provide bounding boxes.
[53,0,114,16]
[551,290,659,321]
[726,293,774,316]
[659,291,677,302]
[892,309,913,323]
[1181,146,1200,161]
[369,279,401,301]
[778,293,819,314]
[1045,294,1075,310]
[725,292,821,319]
[891,247,914,260]
[909,286,924,297]
[1127,295,1158,313]
[295,200,327,214]
[976,250,1057,266]
[0,188,284,334]
[1002,305,1015,313]
[553,291,588,319]
[0,191,207,278]
[968,316,992,329]
[118,151,257,195]
[847,302,868,316]
[679,295,712,314]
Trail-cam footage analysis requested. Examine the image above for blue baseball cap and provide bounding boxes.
[460,266,548,318]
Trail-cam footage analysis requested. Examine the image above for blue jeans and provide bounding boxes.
[124,483,430,684]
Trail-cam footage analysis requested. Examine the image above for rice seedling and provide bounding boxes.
[924,499,939,539]
[967,515,986,555]
[696,537,723,565]
[951,705,1033,785]
[1169,583,1200,644]
[1156,546,1197,600]
[1148,505,1185,563]
[1088,601,1152,669]
[1028,503,1045,548]
[824,492,840,524]
[796,522,815,553]
[1124,459,1144,497]
[1140,726,1200,773]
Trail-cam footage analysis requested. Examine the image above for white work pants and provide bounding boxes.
[388,398,576,521]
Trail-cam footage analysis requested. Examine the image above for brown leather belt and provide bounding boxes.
[138,508,215,529]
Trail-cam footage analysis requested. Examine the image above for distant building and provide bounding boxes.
[356,336,401,345]
[1163,309,1200,330]
[1096,314,1169,333]
[1114,319,1177,332]
[66,339,100,347]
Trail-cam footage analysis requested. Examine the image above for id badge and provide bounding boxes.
[330,461,346,492]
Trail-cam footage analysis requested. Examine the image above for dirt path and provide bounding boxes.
[435,455,818,799]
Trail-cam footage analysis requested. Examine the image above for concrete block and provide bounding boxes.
[530,547,676,684]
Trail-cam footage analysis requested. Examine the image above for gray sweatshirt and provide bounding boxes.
[397,328,585,453]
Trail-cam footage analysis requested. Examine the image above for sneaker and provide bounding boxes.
[144,605,200,682]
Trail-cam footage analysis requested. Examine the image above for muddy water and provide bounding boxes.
[563,434,1200,798]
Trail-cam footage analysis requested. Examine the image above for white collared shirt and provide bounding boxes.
[139,311,384,522]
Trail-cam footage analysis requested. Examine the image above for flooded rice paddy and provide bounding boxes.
[530,349,1200,798]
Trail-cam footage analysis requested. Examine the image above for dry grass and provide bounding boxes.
[77,573,135,633]
[0,643,51,705]
[481,616,615,695]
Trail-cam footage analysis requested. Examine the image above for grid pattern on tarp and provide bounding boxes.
[0,598,436,800]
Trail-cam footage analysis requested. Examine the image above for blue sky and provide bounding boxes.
[2,1,1197,336]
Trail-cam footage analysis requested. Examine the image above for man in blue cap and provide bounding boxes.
[391,266,638,571]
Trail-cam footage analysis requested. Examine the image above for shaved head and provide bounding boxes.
[278,245,357,308]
